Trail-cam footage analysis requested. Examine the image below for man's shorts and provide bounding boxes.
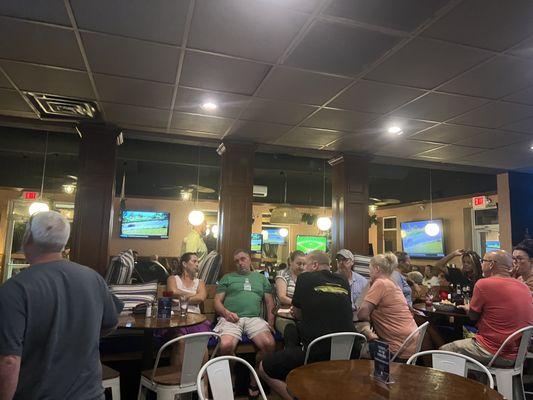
[262,347,307,381]
[213,317,271,340]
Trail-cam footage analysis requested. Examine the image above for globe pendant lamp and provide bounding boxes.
[29,132,50,215]
[317,160,331,232]
[188,147,204,226]
[424,169,440,237]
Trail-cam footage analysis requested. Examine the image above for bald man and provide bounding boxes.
[441,250,533,367]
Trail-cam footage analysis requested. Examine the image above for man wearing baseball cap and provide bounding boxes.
[336,249,368,319]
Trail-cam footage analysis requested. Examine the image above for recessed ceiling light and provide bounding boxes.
[530,144,533,150]
[201,102,217,111]
[387,126,403,135]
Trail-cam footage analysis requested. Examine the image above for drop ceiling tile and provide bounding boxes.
[180,51,270,95]
[174,87,249,118]
[302,108,377,132]
[0,88,32,112]
[102,102,169,128]
[409,124,485,143]
[71,0,190,45]
[503,117,533,134]
[241,98,317,125]
[423,0,533,51]
[0,72,12,89]
[266,0,320,13]
[324,0,448,32]
[285,20,400,76]
[375,139,444,158]
[505,86,533,106]
[189,0,308,63]
[509,37,533,60]
[0,18,84,69]
[170,111,232,134]
[454,130,530,149]
[0,60,95,99]
[450,102,533,128]
[275,127,343,147]
[256,67,351,105]
[227,120,291,142]
[366,37,491,89]
[392,93,487,122]
[82,32,180,83]
[0,0,70,25]
[416,144,485,160]
[456,142,533,169]
[363,117,436,138]
[440,56,533,99]
[322,133,382,152]
[94,74,173,109]
[168,128,223,140]
[329,80,425,113]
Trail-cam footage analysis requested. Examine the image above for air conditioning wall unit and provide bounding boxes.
[253,185,268,197]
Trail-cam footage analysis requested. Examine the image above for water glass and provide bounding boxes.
[179,296,189,317]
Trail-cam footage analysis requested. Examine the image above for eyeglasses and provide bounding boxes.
[335,257,347,262]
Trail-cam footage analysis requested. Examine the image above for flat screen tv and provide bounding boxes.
[296,235,327,253]
[120,210,170,239]
[251,233,263,254]
[400,219,444,259]
[263,227,286,245]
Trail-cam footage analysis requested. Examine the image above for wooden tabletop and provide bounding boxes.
[413,303,470,319]
[286,360,503,400]
[117,313,207,330]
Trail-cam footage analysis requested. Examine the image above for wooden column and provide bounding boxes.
[70,123,122,275]
[329,155,370,256]
[497,171,533,250]
[217,142,255,276]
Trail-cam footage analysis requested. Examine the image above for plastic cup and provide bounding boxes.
[180,296,189,318]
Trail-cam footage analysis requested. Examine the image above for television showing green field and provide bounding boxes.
[296,235,327,253]
[400,219,444,259]
[120,210,170,239]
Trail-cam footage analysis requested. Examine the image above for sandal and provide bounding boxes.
[248,384,260,400]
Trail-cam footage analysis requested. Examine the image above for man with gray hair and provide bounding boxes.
[0,211,120,400]
[441,250,533,367]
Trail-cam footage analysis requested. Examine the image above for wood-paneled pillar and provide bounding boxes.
[497,171,533,251]
[217,142,255,276]
[70,123,122,275]
[329,155,370,256]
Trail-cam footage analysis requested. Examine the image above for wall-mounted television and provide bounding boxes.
[296,235,327,253]
[400,219,444,259]
[251,233,263,254]
[263,227,286,245]
[120,210,170,239]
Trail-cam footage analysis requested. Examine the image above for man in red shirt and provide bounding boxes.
[441,250,533,367]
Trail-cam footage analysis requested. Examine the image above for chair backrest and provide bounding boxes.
[304,332,367,365]
[152,332,220,388]
[487,325,533,368]
[198,251,221,284]
[407,350,494,389]
[105,249,135,284]
[197,356,267,400]
[134,260,169,283]
[390,321,429,362]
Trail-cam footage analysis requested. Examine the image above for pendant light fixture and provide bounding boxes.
[424,169,440,237]
[317,160,331,232]
[188,147,205,226]
[29,132,50,215]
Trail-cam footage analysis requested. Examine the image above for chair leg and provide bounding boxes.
[137,382,147,400]
[156,389,177,400]
[513,374,526,400]
[110,381,121,400]
[494,371,514,400]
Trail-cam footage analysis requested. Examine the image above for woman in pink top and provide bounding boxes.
[357,252,418,360]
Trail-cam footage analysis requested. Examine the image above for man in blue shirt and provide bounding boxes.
[336,249,369,319]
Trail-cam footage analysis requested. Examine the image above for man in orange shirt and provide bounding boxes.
[441,250,533,367]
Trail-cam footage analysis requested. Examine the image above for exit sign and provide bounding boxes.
[23,191,38,200]
[472,196,487,209]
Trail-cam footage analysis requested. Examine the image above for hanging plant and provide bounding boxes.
[369,214,378,226]
[301,213,317,225]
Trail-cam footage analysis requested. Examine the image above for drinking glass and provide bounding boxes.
[179,296,189,317]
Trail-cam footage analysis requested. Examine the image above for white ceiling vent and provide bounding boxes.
[24,92,100,121]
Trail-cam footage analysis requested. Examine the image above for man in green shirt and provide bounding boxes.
[214,249,275,397]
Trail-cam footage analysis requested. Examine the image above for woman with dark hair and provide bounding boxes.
[435,249,482,288]
[512,239,533,291]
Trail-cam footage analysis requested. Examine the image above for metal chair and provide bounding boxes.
[390,321,429,362]
[468,325,533,400]
[102,364,121,399]
[407,350,494,388]
[196,355,267,400]
[304,332,367,365]
[138,332,220,400]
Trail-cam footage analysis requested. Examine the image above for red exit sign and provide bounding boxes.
[472,196,487,209]
[23,191,38,200]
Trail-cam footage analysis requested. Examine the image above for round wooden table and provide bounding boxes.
[117,313,207,368]
[413,303,471,341]
[286,360,503,400]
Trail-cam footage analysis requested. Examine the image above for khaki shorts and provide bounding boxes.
[214,317,271,340]
[440,338,515,368]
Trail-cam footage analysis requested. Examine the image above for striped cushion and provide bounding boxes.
[353,254,371,279]
[109,282,157,315]
[198,251,221,284]
[105,249,135,285]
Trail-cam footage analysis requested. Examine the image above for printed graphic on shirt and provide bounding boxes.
[314,284,348,296]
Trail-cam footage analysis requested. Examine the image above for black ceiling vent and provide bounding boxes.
[24,92,100,121]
